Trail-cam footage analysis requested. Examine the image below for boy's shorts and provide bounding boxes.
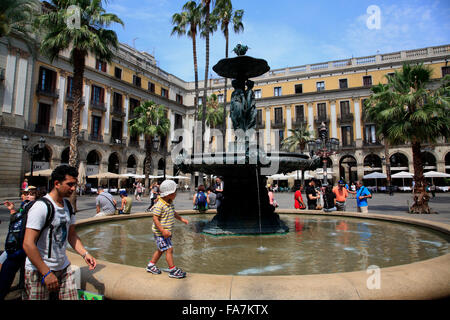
[154,235,172,252]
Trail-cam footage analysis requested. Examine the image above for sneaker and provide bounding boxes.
[146,264,161,274]
[168,267,186,279]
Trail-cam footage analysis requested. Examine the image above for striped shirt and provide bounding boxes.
[151,198,176,236]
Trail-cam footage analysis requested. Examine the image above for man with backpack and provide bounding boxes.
[193,185,208,212]
[354,180,372,213]
[22,165,96,300]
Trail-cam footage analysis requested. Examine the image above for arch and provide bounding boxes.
[421,151,437,172]
[61,147,70,164]
[390,152,409,171]
[86,150,101,165]
[32,144,52,162]
[127,154,137,169]
[364,154,383,172]
[108,152,120,173]
[339,154,357,183]
[445,152,450,174]
[158,158,165,171]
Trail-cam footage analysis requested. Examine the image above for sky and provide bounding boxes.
[105,0,450,82]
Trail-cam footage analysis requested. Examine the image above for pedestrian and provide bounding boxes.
[294,185,306,209]
[193,185,208,212]
[323,185,337,212]
[21,179,28,191]
[206,187,217,209]
[355,180,372,213]
[150,182,160,208]
[305,180,320,210]
[0,186,44,300]
[95,186,117,217]
[268,185,278,208]
[22,165,96,300]
[146,180,188,279]
[213,177,224,208]
[136,180,143,201]
[118,190,133,214]
[333,180,349,211]
[350,182,356,198]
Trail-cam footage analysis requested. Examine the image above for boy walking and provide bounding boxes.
[146,180,188,279]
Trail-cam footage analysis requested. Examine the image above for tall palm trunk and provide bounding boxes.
[410,139,430,213]
[68,49,85,211]
[145,143,151,195]
[222,29,229,150]
[193,34,199,124]
[202,0,211,153]
[384,142,392,192]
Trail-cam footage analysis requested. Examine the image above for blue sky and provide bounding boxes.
[106,0,450,82]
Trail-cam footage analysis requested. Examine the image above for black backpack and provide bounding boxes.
[4,197,74,259]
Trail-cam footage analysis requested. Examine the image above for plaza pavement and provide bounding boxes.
[1,190,449,247]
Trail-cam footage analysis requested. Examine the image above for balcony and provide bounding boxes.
[271,119,285,129]
[90,100,106,112]
[65,94,85,105]
[89,134,103,142]
[110,136,126,146]
[314,115,329,124]
[63,129,85,141]
[36,87,59,100]
[341,141,356,150]
[292,118,307,128]
[255,122,265,130]
[363,140,383,148]
[338,113,354,124]
[34,124,55,136]
[111,107,126,118]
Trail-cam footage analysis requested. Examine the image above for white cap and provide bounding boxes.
[159,180,178,197]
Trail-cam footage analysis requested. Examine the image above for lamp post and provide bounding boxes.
[152,136,178,180]
[22,135,46,180]
[307,122,339,186]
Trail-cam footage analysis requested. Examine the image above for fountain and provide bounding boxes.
[176,44,321,235]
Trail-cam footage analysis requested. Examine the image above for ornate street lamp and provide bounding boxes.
[307,122,340,186]
[22,135,46,179]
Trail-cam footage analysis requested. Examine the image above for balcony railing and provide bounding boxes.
[89,134,103,142]
[90,100,106,112]
[363,140,383,148]
[292,118,307,128]
[111,107,126,118]
[65,94,85,105]
[36,87,59,99]
[314,115,329,124]
[341,141,356,149]
[255,122,265,130]
[110,136,126,145]
[271,120,285,129]
[34,124,55,135]
[338,113,354,123]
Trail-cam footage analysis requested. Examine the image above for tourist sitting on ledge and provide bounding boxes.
[118,190,132,214]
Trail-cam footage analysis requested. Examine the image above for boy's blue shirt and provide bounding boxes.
[356,186,371,207]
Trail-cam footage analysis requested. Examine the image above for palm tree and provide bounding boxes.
[37,0,123,168]
[197,94,225,128]
[128,101,170,193]
[281,125,313,186]
[36,0,123,209]
[367,63,450,213]
[171,1,202,125]
[0,0,39,50]
[213,0,244,147]
[364,82,397,193]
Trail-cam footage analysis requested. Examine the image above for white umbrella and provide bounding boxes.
[173,175,190,180]
[391,171,414,187]
[88,172,121,179]
[78,162,86,189]
[25,169,52,177]
[363,171,387,190]
[268,174,289,180]
[423,171,450,178]
[288,170,314,179]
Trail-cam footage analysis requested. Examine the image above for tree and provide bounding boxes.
[37,0,123,209]
[171,1,202,126]
[0,0,39,50]
[366,63,450,213]
[212,0,244,148]
[364,82,397,193]
[197,94,225,128]
[128,101,170,193]
[281,125,313,186]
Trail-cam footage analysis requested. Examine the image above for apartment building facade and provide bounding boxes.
[0,28,449,197]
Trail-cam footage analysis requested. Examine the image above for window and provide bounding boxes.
[254,89,262,99]
[278,130,284,147]
[339,79,348,89]
[38,67,56,93]
[37,103,51,131]
[95,60,107,72]
[91,116,101,137]
[66,109,72,131]
[274,107,283,123]
[196,97,203,106]
[114,67,122,79]
[113,92,123,110]
[316,81,325,92]
[364,124,377,144]
[363,75,372,87]
[91,85,104,104]
[161,87,168,98]
[274,87,282,96]
[133,75,141,87]
[294,84,303,94]
[257,109,263,125]
[148,82,155,93]
[174,113,183,129]
[176,94,183,104]
[129,98,140,116]
[217,94,224,103]
[341,126,353,146]
[317,103,327,120]
[66,76,73,97]
[295,105,304,122]
[442,66,450,77]
[340,101,350,115]
[111,120,123,141]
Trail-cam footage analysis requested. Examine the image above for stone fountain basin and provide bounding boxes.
[69,210,450,300]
